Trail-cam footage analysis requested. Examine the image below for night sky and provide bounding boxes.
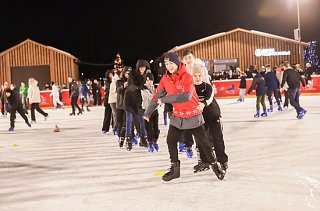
[1,0,320,78]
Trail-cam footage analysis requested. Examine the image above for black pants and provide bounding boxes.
[1,98,7,115]
[116,109,126,138]
[198,118,228,164]
[144,110,160,144]
[167,124,216,163]
[283,90,289,107]
[182,130,194,147]
[71,95,81,114]
[102,103,112,132]
[256,95,266,111]
[31,103,48,121]
[267,89,281,106]
[11,104,29,128]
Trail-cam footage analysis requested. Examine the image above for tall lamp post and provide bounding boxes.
[296,0,304,68]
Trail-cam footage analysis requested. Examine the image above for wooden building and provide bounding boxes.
[169,28,309,73]
[0,39,79,88]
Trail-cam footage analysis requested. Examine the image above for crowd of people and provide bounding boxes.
[1,48,314,182]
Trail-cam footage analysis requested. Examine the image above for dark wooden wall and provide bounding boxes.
[0,39,78,86]
[174,30,307,71]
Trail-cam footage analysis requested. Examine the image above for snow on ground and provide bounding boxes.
[0,96,320,210]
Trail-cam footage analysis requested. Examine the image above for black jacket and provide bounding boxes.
[247,73,267,96]
[239,76,247,89]
[116,78,127,109]
[264,71,280,90]
[104,80,111,107]
[281,68,306,89]
[195,82,221,120]
[5,89,22,111]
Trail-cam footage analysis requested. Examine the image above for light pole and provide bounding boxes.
[296,0,304,68]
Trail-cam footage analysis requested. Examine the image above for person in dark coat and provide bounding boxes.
[5,88,31,131]
[263,64,282,112]
[68,77,82,115]
[280,61,307,119]
[247,70,268,117]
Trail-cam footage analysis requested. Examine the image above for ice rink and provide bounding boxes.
[1,96,320,210]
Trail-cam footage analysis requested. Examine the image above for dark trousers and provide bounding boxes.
[102,103,112,132]
[256,95,266,111]
[198,118,228,164]
[288,88,303,114]
[10,104,29,128]
[167,124,216,163]
[144,110,160,144]
[283,90,289,107]
[71,95,81,114]
[267,89,280,106]
[116,109,126,138]
[1,98,7,115]
[31,103,48,121]
[182,130,194,147]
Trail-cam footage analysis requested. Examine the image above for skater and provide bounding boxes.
[144,52,225,181]
[247,70,267,118]
[19,82,29,112]
[28,78,49,123]
[50,81,64,109]
[109,70,119,134]
[237,70,247,102]
[263,65,282,112]
[141,70,160,152]
[116,66,131,147]
[102,70,113,134]
[123,59,149,150]
[5,88,31,131]
[280,61,307,119]
[191,66,229,173]
[1,82,9,117]
[79,81,90,112]
[68,77,82,115]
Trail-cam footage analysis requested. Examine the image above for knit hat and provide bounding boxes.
[145,70,154,82]
[252,69,259,74]
[164,52,180,67]
[5,88,13,94]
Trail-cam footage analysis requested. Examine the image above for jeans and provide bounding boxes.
[288,88,303,114]
[125,111,146,137]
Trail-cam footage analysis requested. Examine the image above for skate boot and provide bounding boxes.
[254,110,260,118]
[162,161,180,181]
[261,109,268,117]
[194,161,210,173]
[210,148,226,180]
[178,142,186,152]
[278,105,283,111]
[297,109,307,119]
[8,127,14,132]
[139,136,148,147]
[186,146,193,158]
[147,143,155,153]
[125,137,133,151]
[164,118,167,126]
[154,143,159,152]
[221,162,228,171]
[119,137,125,148]
[267,105,273,112]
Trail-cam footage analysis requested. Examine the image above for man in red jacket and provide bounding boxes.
[144,52,225,181]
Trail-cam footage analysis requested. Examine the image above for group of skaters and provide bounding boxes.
[0,78,49,131]
[237,61,307,119]
[101,49,228,181]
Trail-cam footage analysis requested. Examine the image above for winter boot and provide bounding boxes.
[139,136,148,147]
[278,105,283,111]
[194,161,210,173]
[210,148,226,180]
[125,137,133,151]
[267,105,273,112]
[119,137,125,148]
[254,110,260,118]
[261,109,268,117]
[178,142,186,152]
[147,142,155,153]
[162,161,180,181]
[186,146,193,158]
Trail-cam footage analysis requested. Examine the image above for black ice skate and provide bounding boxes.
[162,161,180,181]
[193,161,210,173]
[119,137,125,148]
[139,136,148,147]
[125,137,133,151]
[211,148,226,180]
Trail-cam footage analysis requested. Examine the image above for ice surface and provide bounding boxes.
[0,96,320,210]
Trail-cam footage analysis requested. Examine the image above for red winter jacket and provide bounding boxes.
[152,63,201,118]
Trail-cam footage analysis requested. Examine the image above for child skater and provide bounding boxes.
[191,66,229,173]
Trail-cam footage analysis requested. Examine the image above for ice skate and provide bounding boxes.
[178,142,186,152]
[125,137,133,151]
[261,110,268,117]
[297,109,307,119]
[139,136,148,147]
[8,127,14,132]
[278,106,283,111]
[162,161,180,181]
[194,161,210,173]
[211,149,226,180]
[119,137,125,148]
[254,110,260,118]
[186,146,193,158]
[267,106,273,112]
[153,143,159,152]
[147,143,155,153]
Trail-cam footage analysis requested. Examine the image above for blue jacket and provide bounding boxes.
[264,71,279,90]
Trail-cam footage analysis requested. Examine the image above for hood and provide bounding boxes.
[5,88,13,95]
[29,78,38,86]
[135,59,150,71]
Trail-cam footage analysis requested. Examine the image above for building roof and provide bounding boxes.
[168,28,310,52]
[0,39,78,59]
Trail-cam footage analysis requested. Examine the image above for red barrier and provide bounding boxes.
[212,75,320,98]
